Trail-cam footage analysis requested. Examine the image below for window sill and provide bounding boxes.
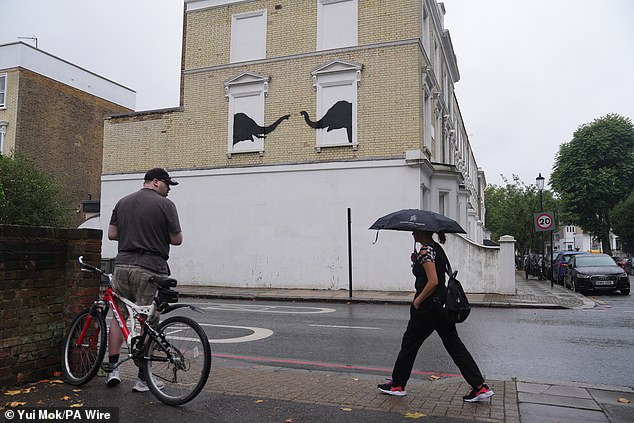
[315,143,358,153]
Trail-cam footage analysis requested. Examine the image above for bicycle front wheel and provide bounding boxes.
[143,315,211,405]
[62,308,107,386]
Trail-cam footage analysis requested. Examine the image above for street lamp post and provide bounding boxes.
[536,173,545,282]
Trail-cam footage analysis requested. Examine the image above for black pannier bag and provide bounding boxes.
[158,287,179,304]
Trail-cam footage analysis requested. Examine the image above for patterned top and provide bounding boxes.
[412,242,447,303]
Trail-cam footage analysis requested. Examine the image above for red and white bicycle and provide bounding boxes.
[61,256,211,406]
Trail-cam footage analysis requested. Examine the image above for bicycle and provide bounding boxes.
[61,256,212,406]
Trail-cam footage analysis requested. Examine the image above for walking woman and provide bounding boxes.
[378,229,494,402]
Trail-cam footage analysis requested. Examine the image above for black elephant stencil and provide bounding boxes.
[233,113,290,145]
[300,100,352,143]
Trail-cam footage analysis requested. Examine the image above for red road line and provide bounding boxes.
[214,353,461,378]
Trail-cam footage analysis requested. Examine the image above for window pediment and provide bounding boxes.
[311,60,362,76]
[311,60,362,88]
[224,72,269,97]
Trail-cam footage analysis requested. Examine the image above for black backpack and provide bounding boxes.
[441,261,471,323]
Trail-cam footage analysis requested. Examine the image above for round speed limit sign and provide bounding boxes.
[534,212,555,232]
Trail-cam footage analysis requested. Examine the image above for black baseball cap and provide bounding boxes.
[144,168,179,185]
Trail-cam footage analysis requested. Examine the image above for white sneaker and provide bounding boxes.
[132,378,164,392]
[105,368,120,387]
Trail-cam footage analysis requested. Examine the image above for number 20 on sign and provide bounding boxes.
[534,212,555,232]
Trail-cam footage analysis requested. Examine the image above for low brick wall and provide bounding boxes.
[0,225,102,387]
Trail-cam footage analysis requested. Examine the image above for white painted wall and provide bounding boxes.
[0,42,135,109]
[100,159,510,293]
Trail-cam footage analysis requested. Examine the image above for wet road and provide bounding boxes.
[175,290,634,389]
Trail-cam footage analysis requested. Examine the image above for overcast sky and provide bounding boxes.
[1,0,632,187]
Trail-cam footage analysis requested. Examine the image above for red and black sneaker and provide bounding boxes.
[377,380,407,397]
[463,383,494,402]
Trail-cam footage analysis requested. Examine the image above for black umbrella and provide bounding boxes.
[369,209,466,234]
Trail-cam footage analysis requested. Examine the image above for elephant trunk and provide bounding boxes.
[263,114,291,135]
[299,111,321,129]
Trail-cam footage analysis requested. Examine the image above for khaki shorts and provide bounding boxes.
[112,264,166,324]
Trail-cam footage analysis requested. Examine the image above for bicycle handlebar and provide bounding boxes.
[78,255,106,275]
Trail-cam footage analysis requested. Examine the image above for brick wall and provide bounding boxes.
[14,68,131,226]
[0,225,102,388]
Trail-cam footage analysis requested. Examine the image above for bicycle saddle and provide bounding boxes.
[150,275,177,288]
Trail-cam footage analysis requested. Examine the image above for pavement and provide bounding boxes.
[2,272,632,422]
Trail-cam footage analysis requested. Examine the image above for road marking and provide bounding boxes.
[214,353,462,378]
[197,323,273,343]
[190,302,336,314]
[309,324,380,330]
[588,296,608,305]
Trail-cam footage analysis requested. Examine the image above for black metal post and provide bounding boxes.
[536,173,545,282]
[347,208,353,299]
[550,230,554,288]
[539,189,544,280]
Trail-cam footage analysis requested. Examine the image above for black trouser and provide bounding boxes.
[391,302,484,389]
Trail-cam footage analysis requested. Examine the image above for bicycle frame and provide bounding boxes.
[75,262,164,369]
[103,286,155,346]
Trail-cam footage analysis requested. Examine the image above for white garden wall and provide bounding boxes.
[99,159,513,293]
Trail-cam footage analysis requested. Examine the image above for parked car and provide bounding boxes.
[551,251,589,285]
[613,257,634,275]
[564,253,630,295]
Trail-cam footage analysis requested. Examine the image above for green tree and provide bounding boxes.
[0,154,70,227]
[550,114,634,255]
[611,190,634,254]
[485,175,559,256]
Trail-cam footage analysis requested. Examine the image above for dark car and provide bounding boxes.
[551,251,588,285]
[564,254,630,295]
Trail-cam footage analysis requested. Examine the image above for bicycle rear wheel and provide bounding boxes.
[143,315,211,405]
[62,308,107,385]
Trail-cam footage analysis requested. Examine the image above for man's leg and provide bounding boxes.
[106,265,133,386]
[108,319,124,356]
[127,266,164,391]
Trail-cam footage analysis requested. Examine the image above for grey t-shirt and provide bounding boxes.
[109,188,181,274]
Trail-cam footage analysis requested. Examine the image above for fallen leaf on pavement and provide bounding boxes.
[340,408,352,412]
[70,403,83,408]
[53,371,63,377]
[404,412,427,419]
[37,379,64,385]
[255,399,264,403]
[617,398,631,404]
[429,375,441,381]
[72,389,81,393]
[7,401,27,407]
[284,419,294,423]
[3,390,23,396]
[62,396,71,401]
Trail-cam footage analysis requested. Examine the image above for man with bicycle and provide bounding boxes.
[106,168,183,392]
